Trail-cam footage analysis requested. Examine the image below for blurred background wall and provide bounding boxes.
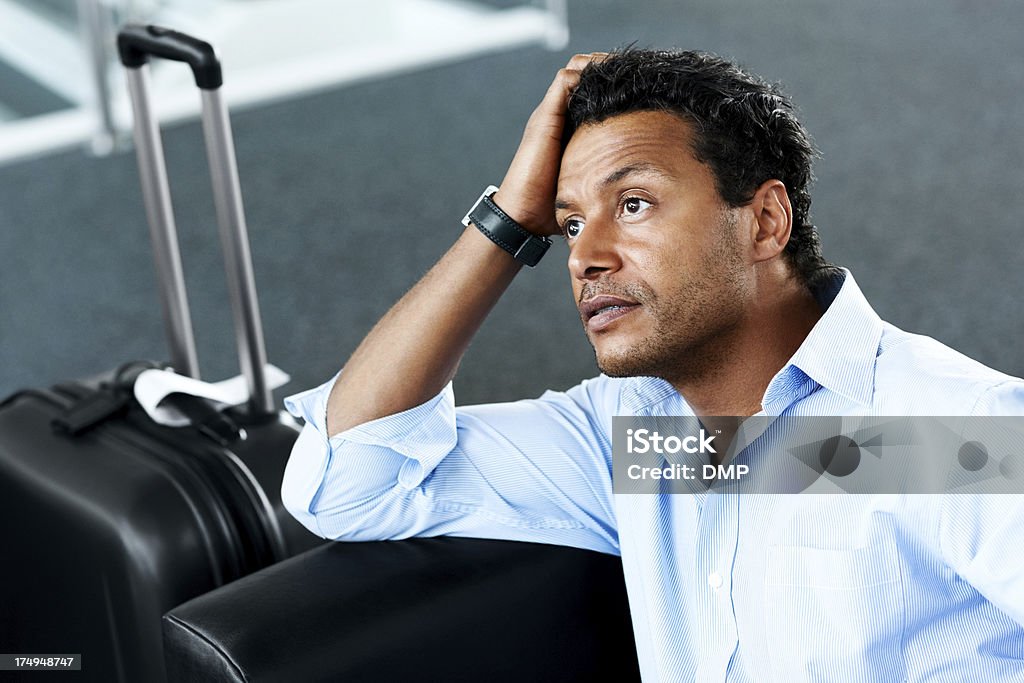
[1,0,1022,406]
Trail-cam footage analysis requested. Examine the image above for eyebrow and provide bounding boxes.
[555,163,673,210]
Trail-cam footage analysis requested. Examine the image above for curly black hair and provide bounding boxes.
[566,49,836,288]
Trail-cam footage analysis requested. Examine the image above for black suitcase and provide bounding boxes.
[0,26,322,682]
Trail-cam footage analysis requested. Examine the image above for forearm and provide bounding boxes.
[326,225,521,436]
[324,52,603,437]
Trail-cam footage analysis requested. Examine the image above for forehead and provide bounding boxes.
[558,110,707,192]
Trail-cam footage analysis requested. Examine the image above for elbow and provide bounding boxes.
[280,421,333,539]
[295,491,411,543]
[280,449,409,543]
[281,475,327,540]
[280,475,375,542]
[281,420,426,542]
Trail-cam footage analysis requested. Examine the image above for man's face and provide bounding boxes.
[556,110,752,382]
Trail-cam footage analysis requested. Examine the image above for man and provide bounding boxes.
[282,49,1024,681]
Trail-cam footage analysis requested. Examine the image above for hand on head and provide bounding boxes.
[493,53,608,237]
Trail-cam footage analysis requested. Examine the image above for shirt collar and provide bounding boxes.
[767,268,883,409]
[622,268,883,414]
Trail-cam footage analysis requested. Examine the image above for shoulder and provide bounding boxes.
[873,322,1024,415]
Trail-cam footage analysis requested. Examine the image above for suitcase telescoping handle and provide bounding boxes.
[117,24,273,417]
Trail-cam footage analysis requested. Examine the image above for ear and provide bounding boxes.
[748,180,792,263]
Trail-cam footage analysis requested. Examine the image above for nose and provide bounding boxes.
[568,214,622,282]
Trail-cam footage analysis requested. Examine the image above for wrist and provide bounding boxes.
[489,190,546,236]
[461,186,552,267]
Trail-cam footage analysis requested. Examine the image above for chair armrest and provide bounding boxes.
[163,536,641,682]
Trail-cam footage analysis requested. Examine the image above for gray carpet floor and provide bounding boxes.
[2,0,1023,406]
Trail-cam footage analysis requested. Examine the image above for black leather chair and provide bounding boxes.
[162,536,641,682]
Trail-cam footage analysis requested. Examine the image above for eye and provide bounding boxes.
[562,217,585,240]
[621,196,652,217]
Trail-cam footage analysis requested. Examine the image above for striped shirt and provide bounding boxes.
[282,269,1024,682]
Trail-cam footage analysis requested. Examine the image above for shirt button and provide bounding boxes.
[707,572,724,590]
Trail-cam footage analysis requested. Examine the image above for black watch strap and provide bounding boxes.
[464,189,551,267]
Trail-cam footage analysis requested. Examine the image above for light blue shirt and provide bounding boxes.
[282,270,1024,682]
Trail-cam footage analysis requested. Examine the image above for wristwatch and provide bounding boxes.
[462,185,551,267]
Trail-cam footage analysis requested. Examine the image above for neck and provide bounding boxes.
[668,271,822,420]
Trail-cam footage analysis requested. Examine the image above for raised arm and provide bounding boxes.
[325,53,603,436]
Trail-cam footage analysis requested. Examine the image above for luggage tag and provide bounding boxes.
[134,365,291,442]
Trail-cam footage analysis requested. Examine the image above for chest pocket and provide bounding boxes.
[764,544,906,682]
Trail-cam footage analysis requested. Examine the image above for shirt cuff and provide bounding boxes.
[283,374,458,490]
[283,370,340,434]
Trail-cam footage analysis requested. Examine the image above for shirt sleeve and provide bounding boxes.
[280,372,622,556]
[938,379,1024,626]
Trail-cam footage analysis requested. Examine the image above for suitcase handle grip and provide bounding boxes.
[117,24,223,89]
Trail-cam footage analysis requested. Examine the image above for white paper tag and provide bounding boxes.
[134,365,291,426]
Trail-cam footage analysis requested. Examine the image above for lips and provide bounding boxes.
[579,295,641,332]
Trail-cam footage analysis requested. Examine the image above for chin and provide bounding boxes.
[595,348,656,379]
[592,328,683,379]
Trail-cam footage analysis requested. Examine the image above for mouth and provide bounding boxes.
[579,295,641,333]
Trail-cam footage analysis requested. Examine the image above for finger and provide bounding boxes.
[566,52,609,70]
[529,53,608,125]
[534,66,583,116]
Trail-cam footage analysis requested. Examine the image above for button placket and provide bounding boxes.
[693,491,741,682]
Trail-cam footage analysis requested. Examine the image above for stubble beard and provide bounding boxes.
[587,215,748,384]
